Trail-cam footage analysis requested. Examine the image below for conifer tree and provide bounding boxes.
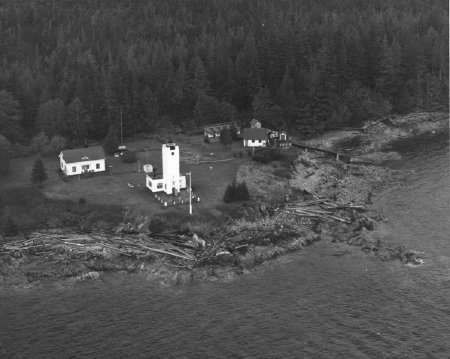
[31,157,48,187]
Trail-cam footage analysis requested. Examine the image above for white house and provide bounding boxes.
[146,141,186,195]
[204,122,240,139]
[242,128,269,147]
[59,146,106,176]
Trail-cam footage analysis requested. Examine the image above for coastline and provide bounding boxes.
[0,111,448,289]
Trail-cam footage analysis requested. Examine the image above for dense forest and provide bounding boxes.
[0,0,448,157]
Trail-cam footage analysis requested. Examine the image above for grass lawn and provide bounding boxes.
[1,135,249,220]
[0,154,62,188]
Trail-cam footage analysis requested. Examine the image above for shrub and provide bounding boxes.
[230,124,239,141]
[14,143,33,157]
[252,149,296,167]
[122,150,137,163]
[31,132,50,154]
[149,217,167,234]
[220,127,233,146]
[47,135,66,154]
[2,216,19,236]
[273,168,291,179]
[333,135,363,151]
[223,180,250,203]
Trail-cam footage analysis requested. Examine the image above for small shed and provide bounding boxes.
[59,146,106,176]
[250,119,261,128]
[242,128,269,147]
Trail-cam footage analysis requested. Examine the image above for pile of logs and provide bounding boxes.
[0,231,213,268]
[284,195,366,224]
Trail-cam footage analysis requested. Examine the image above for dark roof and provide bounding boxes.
[242,128,268,140]
[61,146,105,163]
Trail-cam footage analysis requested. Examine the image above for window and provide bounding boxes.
[72,166,76,173]
[157,183,163,189]
[82,165,90,171]
[96,163,100,169]
[251,140,255,143]
[171,152,174,155]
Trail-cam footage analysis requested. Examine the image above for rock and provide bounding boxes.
[212,266,236,280]
[213,251,234,265]
[94,220,110,231]
[47,217,63,228]
[11,250,23,258]
[192,234,206,247]
[137,222,149,232]
[236,251,257,269]
[33,238,44,245]
[175,271,192,285]
[80,271,100,280]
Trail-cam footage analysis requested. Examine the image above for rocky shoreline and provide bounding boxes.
[0,111,448,288]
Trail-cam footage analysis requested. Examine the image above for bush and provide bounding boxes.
[2,216,19,237]
[220,127,233,146]
[14,143,33,157]
[122,150,137,163]
[252,149,296,167]
[47,135,67,154]
[149,217,168,234]
[273,168,291,179]
[31,132,50,154]
[223,180,250,203]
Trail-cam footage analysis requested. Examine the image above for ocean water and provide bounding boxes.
[1,133,449,359]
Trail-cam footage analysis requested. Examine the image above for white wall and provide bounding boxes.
[244,139,267,147]
[61,159,106,176]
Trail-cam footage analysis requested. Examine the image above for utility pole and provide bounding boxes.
[120,106,123,146]
[186,172,192,215]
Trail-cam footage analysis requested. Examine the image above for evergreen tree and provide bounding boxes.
[35,99,67,138]
[223,180,250,203]
[31,157,48,187]
[220,127,233,146]
[0,135,12,177]
[0,90,24,143]
[103,126,119,155]
[66,97,92,144]
[252,87,284,129]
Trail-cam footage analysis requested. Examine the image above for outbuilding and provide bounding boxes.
[250,118,262,128]
[59,146,106,176]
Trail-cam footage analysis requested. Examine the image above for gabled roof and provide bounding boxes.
[242,128,268,140]
[60,146,105,163]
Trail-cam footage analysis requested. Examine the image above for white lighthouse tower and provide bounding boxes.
[146,140,186,195]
